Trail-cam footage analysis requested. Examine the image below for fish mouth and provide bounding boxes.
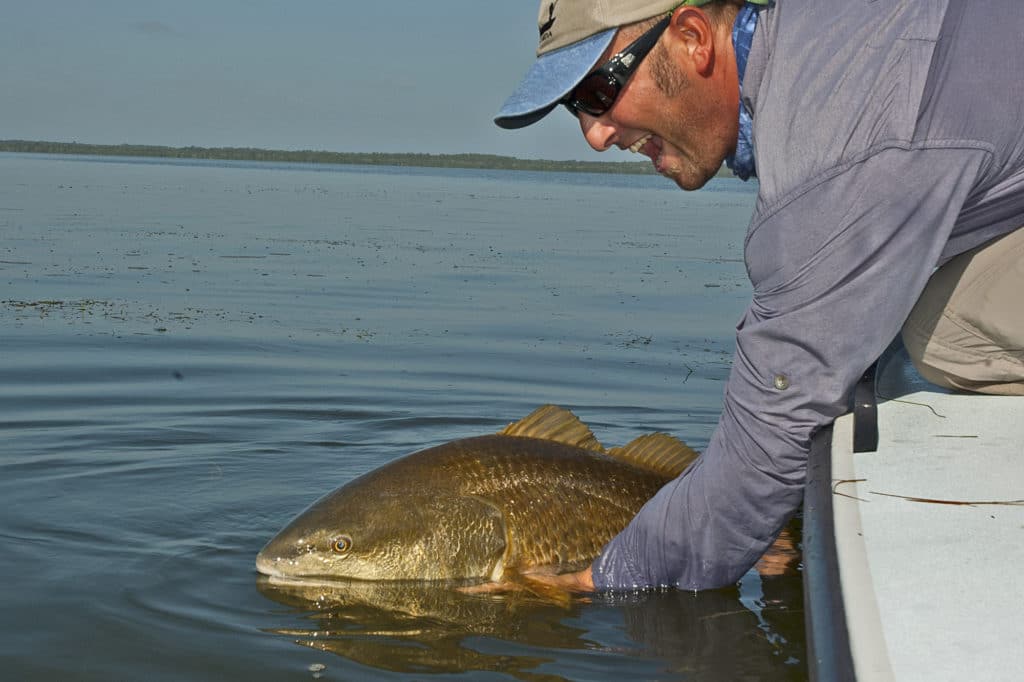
[255,549,363,583]
[257,572,357,590]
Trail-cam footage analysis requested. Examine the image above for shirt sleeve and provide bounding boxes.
[592,145,989,590]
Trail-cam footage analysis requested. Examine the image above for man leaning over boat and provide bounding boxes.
[493,0,1024,591]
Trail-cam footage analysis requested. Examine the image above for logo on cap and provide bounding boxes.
[539,1,557,40]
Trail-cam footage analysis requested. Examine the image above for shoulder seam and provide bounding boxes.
[748,139,994,248]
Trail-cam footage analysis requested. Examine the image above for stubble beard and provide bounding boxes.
[647,44,698,187]
[650,42,688,99]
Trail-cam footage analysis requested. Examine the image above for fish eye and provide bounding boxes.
[332,535,352,555]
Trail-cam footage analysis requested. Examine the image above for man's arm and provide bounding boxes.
[592,145,989,590]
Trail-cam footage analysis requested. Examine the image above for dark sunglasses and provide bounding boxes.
[561,14,672,118]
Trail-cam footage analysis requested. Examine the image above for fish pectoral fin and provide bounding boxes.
[497,405,604,452]
[607,433,699,478]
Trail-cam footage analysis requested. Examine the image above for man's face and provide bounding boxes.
[574,14,739,191]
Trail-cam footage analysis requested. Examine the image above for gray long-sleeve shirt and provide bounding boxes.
[593,0,1024,590]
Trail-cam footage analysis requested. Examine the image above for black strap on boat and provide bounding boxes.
[852,361,878,453]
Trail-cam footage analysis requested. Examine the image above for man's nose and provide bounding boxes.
[580,114,618,152]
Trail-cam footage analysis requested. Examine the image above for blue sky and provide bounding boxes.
[0,1,614,161]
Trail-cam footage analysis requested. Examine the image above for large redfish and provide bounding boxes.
[255,405,697,585]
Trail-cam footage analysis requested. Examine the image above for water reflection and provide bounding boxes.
[257,576,584,680]
[615,577,806,680]
[256,569,805,680]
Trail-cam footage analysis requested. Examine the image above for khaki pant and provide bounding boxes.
[902,227,1024,396]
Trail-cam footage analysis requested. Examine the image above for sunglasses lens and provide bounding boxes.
[570,74,619,117]
[563,15,671,119]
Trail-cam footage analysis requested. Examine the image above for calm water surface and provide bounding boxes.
[0,153,804,680]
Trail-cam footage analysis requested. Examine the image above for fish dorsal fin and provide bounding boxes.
[607,433,699,478]
[498,405,604,452]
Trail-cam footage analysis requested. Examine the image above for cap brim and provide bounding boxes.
[494,29,616,130]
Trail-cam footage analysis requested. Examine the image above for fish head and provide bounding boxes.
[256,475,508,582]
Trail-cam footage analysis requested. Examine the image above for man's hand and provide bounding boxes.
[756,527,801,577]
[522,566,594,593]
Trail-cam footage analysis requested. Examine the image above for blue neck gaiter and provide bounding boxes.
[723,2,764,180]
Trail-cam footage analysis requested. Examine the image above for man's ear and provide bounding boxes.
[667,6,717,76]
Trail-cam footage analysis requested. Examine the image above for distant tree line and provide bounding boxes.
[0,139,681,175]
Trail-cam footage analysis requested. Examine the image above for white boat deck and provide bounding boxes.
[830,347,1024,681]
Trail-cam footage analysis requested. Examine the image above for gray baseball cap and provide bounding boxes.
[494,0,689,129]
